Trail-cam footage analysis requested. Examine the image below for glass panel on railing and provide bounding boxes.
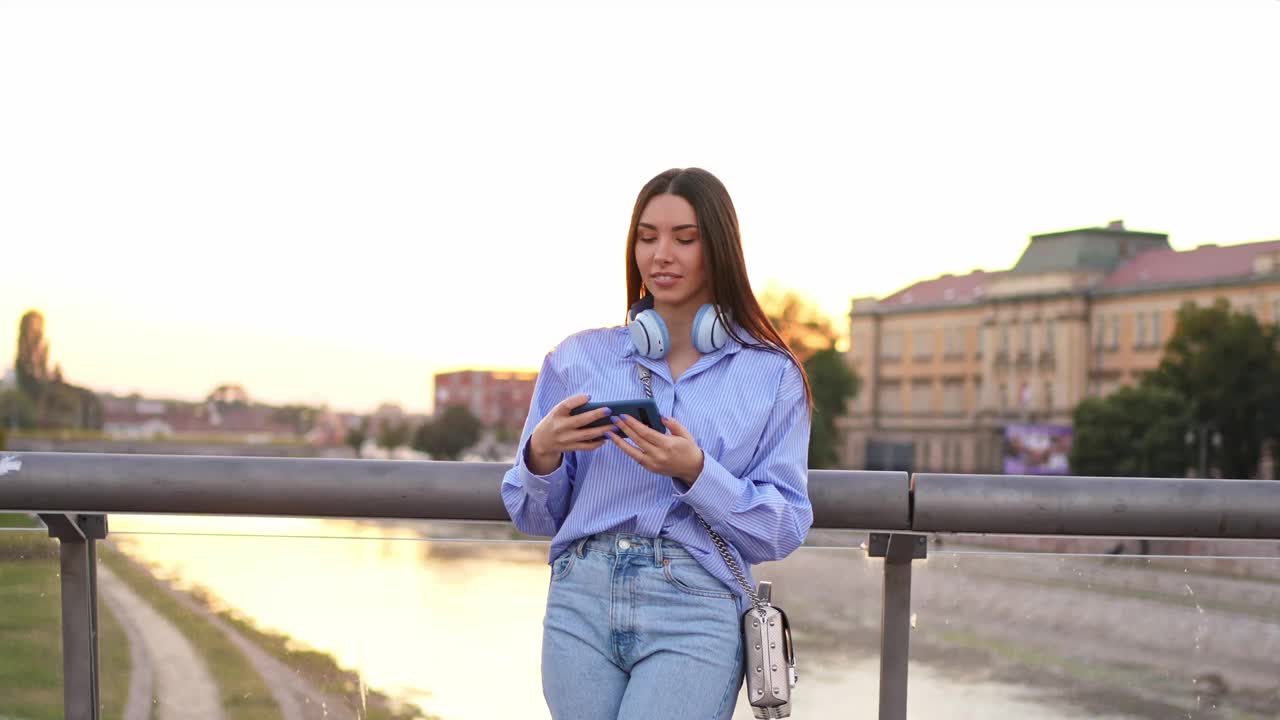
[911,536,1280,719]
[97,518,885,719]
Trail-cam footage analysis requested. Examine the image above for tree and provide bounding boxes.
[804,348,861,469]
[0,389,37,431]
[761,288,839,363]
[761,289,860,468]
[412,405,483,461]
[11,311,102,431]
[345,418,368,458]
[1070,384,1191,478]
[1145,300,1280,479]
[376,419,411,458]
[15,310,51,399]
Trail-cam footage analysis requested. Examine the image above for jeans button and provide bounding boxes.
[618,539,631,550]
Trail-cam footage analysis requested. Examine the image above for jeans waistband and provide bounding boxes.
[575,532,694,563]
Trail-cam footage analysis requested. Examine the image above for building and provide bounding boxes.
[844,221,1280,473]
[433,370,538,432]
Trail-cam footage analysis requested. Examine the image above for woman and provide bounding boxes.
[502,167,813,720]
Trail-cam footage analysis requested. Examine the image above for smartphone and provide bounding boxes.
[570,398,667,435]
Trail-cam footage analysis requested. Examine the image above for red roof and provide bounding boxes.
[1099,239,1280,290]
[876,238,1280,308]
[880,270,1001,308]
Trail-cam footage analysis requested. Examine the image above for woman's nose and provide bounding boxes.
[654,236,675,262]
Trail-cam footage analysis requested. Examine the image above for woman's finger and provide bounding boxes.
[566,439,607,452]
[615,414,663,451]
[607,430,651,467]
[554,394,592,416]
[567,405,613,430]
[662,416,693,440]
[568,425,611,444]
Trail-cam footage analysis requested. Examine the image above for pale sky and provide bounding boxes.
[2,0,1277,414]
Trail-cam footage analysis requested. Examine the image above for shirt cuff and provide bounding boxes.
[673,453,740,527]
[518,438,571,503]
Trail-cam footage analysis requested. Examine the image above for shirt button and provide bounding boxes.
[618,539,631,550]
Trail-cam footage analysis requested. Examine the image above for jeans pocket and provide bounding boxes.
[550,548,577,582]
[662,559,734,600]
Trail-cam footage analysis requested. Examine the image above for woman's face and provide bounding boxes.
[635,193,712,311]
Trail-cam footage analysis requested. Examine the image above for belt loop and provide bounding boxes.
[575,536,588,558]
[654,536,664,566]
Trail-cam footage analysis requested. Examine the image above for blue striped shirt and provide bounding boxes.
[501,324,813,611]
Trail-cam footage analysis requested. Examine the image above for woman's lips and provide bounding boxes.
[650,273,681,289]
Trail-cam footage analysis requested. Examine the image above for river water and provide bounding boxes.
[108,515,1140,720]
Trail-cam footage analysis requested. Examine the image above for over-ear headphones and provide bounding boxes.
[627,295,729,360]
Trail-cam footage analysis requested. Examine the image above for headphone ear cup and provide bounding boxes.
[629,309,670,359]
[691,304,728,354]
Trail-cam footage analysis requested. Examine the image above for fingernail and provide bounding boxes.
[601,407,611,415]
[605,430,616,439]
[611,416,621,424]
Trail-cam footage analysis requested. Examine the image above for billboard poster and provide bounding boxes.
[1003,423,1072,475]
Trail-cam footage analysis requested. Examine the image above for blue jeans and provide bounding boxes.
[542,532,744,720]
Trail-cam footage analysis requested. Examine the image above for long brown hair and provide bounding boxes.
[624,168,813,409]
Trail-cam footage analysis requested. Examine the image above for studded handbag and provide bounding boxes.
[637,364,798,718]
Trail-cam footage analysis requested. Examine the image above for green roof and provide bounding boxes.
[1011,223,1170,274]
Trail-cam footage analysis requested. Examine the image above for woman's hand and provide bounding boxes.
[607,414,705,484]
[527,394,612,475]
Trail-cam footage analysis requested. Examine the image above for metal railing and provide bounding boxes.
[2,450,1279,720]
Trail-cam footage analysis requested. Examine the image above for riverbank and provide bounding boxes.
[0,515,435,720]
[99,542,434,720]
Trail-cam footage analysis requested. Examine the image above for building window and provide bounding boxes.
[999,383,1009,413]
[918,439,930,471]
[1152,310,1163,346]
[913,329,935,360]
[910,380,933,414]
[1092,317,1104,349]
[1021,322,1034,355]
[942,379,964,415]
[1043,382,1053,413]
[974,326,984,357]
[880,331,902,360]
[973,377,983,412]
[1043,320,1055,352]
[1108,316,1120,350]
[943,328,964,358]
[878,382,902,414]
[999,324,1010,352]
[1135,312,1148,348]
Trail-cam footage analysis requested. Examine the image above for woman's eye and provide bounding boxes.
[638,236,657,243]
[676,237,696,245]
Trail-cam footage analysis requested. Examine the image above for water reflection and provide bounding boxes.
[106,516,1268,719]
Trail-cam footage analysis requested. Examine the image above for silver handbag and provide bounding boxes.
[637,365,799,718]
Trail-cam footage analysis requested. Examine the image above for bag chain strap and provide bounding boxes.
[636,364,768,617]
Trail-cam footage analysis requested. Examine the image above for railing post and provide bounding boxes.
[869,532,927,720]
[40,513,108,720]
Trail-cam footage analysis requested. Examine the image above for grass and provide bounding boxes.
[0,513,40,529]
[0,531,130,720]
